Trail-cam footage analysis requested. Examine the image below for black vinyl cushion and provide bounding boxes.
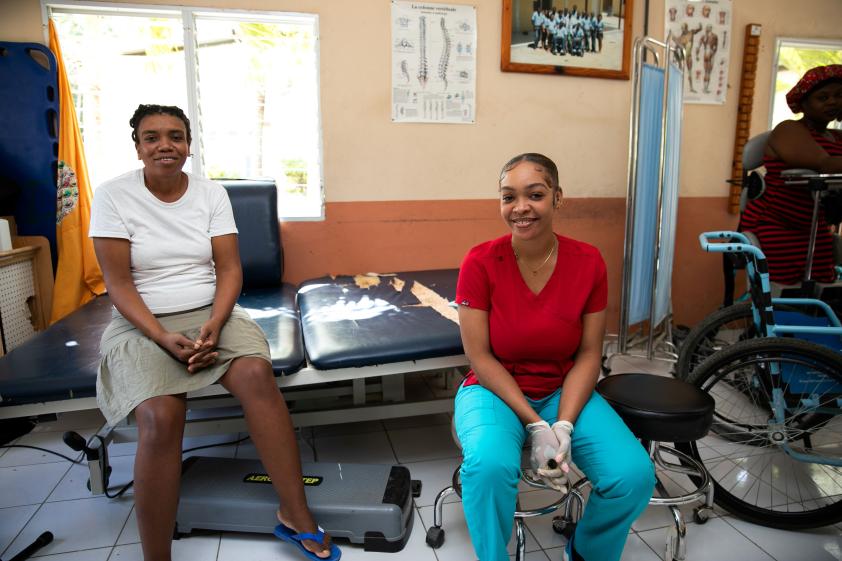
[298,270,463,369]
[237,284,305,375]
[220,180,283,288]
[596,373,714,442]
[0,295,113,404]
[0,287,306,406]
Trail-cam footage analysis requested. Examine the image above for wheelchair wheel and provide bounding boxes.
[675,302,756,380]
[677,337,842,529]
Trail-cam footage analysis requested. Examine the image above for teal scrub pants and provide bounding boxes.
[454,383,655,561]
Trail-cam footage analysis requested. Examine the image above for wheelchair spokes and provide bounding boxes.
[684,337,842,528]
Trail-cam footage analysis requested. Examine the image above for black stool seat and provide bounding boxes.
[596,373,714,442]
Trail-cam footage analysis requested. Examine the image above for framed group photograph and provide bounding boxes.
[501,0,634,80]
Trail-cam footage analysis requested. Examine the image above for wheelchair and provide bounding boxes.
[676,132,842,380]
[552,34,567,56]
[568,29,585,57]
[675,230,842,529]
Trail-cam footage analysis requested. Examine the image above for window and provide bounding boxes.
[47,2,323,219]
[769,37,842,130]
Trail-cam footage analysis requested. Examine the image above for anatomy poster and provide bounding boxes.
[665,0,732,104]
[391,1,477,124]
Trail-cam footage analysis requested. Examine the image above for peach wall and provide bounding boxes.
[0,0,42,43]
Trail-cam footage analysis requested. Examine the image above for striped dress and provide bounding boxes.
[739,128,841,285]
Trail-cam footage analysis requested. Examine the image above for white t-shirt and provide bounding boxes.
[89,169,238,314]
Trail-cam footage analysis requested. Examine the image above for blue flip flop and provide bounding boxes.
[273,522,341,561]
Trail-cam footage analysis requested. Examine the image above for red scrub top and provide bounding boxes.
[456,233,607,398]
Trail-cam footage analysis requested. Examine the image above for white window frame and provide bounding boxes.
[768,36,842,131]
[41,0,325,221]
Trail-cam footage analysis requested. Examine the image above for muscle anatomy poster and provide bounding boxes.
[666,0,732,104]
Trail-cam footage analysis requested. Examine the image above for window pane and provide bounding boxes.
[51,12,189,189]
[771,41,842,129]
[194,16,322,218]
[51,6,323,219]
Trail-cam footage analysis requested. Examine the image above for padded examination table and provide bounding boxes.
[0,269,468,413]
[0,285,304,409]
[0,294,111,404]
[298,270,462,369]
[0,179,465,416]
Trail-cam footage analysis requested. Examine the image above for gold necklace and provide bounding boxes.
[513,238,557,276]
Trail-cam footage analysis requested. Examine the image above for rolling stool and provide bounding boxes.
[596,373,715,561]
[425,423,587,561]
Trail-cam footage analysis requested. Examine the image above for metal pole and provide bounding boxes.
[804,183,822,282]
[647,39,671,359]
[668,48,687,359]
[619,37,645,354]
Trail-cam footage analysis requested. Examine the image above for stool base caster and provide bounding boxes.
[693,506,713,524]
[552,517,576,539]
[426,526,445,548]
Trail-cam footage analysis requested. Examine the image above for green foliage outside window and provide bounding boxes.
[776,46,842,93]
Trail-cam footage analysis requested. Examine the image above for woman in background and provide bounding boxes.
[740,64,842,284]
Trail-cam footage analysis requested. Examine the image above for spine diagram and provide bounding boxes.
[417,16,428,88]
[438,17,451,91]
[400,60,410,83]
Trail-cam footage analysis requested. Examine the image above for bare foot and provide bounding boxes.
[277,509,332,559]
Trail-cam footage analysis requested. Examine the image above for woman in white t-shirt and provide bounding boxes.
[90,104,339,561]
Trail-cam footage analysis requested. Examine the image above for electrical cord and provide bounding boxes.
[182,435,250,455]
[104,478,133,499]
[0,444,84,464]
[99,434,252,499]
[2,433,252,499]
[0,432,254,557]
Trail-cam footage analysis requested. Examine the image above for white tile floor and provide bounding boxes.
[1,356,841,561]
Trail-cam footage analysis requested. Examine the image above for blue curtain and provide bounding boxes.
[629,64,664,325]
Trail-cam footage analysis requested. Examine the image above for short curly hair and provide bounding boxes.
[129,104,192,145]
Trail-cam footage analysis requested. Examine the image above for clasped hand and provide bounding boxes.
[526,420,573,492]
[155,319,221,374]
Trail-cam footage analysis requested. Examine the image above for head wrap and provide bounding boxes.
[786,64,842,113]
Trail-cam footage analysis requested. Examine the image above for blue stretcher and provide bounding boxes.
[0,42,60,268]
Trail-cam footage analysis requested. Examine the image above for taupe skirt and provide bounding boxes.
[97,304,271,426]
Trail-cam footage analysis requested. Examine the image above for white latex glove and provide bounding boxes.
[526,421,567,492]
[526,420,558,472]
[551,420,574,467]
[534,420,573,493]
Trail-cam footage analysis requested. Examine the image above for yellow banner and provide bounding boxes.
[48,20,105,323]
